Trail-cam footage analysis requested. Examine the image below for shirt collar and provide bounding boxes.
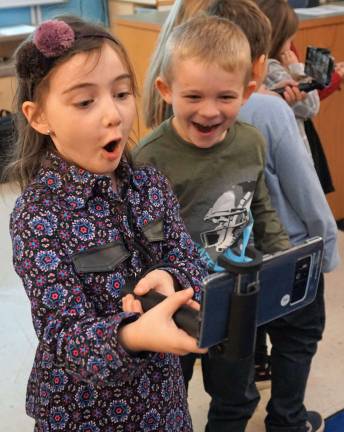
[35,152,137,210]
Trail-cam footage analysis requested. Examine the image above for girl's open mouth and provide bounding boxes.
[103,140,120,153]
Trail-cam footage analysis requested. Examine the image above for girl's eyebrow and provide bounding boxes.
[62,74,131,94]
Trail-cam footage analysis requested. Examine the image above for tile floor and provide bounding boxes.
[1,182,343,432]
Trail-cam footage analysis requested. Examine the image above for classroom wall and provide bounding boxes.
[0,8,31,26]
[0,0,108,27]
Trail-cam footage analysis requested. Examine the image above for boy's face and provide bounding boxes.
[25,43,136,177]
[157,58,255,149]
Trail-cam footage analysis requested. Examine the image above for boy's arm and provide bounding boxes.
[242,95,339,272]
[270,111,340,272]
[251,165,290,254]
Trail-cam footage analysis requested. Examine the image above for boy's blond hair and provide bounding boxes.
[160,15,251,89]
[143,0,214,128]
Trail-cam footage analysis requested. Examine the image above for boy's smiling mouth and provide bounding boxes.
[192,121,221,133]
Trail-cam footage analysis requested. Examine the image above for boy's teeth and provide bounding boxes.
[195,123,216,133]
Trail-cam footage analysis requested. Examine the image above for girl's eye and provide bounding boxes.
[75,99,93,108]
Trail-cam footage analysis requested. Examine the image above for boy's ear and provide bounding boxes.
[155,76,173,104]
[242,80,257,104]
[22,101,50,136]
[252,54,267,83]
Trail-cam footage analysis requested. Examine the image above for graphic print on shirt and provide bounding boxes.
[197,181,255,269]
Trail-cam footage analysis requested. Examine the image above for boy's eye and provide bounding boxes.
[185,95,201,100]
[220,95,236,100]
[115,91,132,100]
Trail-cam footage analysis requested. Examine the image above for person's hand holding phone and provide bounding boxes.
[119,287,207,355]
[272,79,307,105]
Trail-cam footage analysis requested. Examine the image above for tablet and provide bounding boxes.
[198,237,323,348]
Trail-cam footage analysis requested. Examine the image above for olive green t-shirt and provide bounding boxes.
[134,118,289,265]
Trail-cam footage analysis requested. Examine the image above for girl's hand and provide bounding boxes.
[280,49,298,66]
[134,269,175,297]
[122,269,200,313]
[119,288,207,355]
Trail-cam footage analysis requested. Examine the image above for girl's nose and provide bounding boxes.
[102,100,121,127]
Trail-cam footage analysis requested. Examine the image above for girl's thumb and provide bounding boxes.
[162,287,194,315]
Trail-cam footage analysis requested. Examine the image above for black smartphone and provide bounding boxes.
[198,237,323,348]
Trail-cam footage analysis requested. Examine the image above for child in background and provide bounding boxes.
[8,16,207,431]
[205,3,338,432]
[134,13,290,432]
[255,0,320,156]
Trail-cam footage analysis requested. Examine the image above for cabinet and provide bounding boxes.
[108,0,173,16]
[0,74,16,111]
[112,8,344,220]
[294,13,344,220]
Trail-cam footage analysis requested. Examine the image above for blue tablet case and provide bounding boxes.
[198,237,324,348]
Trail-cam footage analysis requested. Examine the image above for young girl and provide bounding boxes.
[8,16,207,431]
[255,0,320,155]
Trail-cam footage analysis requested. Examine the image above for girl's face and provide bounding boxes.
[32,43,136,177]
[158,58,255,149]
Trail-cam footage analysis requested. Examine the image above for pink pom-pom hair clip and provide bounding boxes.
[33,20,75,58]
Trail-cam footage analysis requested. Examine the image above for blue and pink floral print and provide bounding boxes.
[10,152,207,431]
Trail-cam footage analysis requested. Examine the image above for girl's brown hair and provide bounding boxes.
[5,16,138,191]
[255,0,298,61]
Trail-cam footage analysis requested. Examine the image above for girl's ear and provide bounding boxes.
[22,101,50,136]
[155,76,173,104]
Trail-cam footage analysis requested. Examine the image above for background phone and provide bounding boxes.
[272,46,334,95]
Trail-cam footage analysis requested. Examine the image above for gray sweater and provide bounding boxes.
[239,93,339,272]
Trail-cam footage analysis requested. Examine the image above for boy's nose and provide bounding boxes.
[198,101,220,118]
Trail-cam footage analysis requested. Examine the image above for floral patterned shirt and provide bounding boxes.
[10,152,207,432]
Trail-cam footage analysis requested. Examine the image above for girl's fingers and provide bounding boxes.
[160,287,194,316]
[122,294,143,313]
[186,298,201,311]
[133,299,143,314]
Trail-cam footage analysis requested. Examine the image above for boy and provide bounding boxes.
[134,14,290,432]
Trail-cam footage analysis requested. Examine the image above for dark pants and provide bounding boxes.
[264,273,325,432]
[181,351,260,432]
